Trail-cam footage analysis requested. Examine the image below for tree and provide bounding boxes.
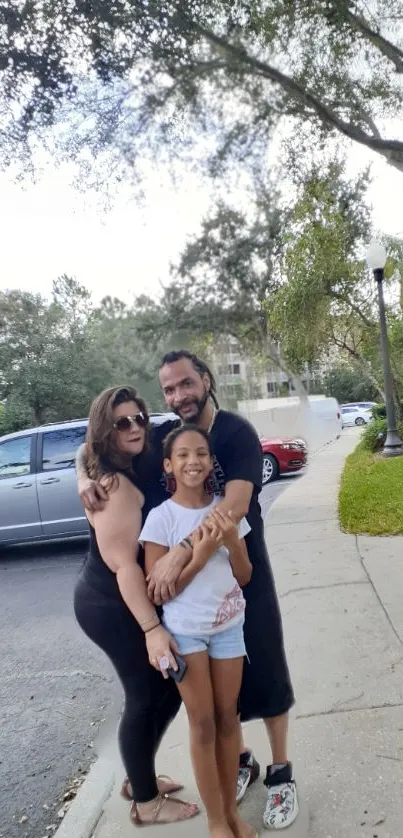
[1,2,402,178]
[272,168,403,405]
[323,364,379,404]
[0,278,170,434]
[272,161,373,362]
[135,184,310,400]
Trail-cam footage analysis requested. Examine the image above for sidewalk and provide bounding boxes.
[58,430,403,838]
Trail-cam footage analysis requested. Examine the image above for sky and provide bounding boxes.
[0,134,402,305]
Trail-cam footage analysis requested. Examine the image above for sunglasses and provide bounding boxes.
[113,413,148,432]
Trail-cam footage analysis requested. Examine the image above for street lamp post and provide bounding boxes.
[366,240,403,457]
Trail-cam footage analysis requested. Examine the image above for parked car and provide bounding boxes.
[0,419,90,547]
[341,401,377,411]
[260,437,307,485]
[341,405,373,427]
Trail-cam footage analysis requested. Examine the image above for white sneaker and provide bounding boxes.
[263,764,299,830]
[236,751,260,804]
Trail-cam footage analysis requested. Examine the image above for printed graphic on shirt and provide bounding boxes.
[213,583,245,628]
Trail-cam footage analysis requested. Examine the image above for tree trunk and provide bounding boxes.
[265,337,309,404]
[32,403,44,425]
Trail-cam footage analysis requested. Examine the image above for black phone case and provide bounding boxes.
[168,653,188,683]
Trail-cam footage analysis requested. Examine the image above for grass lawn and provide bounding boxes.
[339,444,403,535]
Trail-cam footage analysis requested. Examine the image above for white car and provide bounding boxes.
[341,405,373,427]
[341,401,377,411]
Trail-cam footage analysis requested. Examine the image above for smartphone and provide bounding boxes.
[168,653,188,683]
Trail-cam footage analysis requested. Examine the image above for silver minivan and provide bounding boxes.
[0,419,89,546]
[0,414,178,548]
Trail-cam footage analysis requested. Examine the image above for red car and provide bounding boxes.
[260,436,307,485]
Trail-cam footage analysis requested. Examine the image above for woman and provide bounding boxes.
[74,385,199,827]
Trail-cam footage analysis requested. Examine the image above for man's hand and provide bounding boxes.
[205,509,238,549]
[146,545,190,605]
[79,478,109,512]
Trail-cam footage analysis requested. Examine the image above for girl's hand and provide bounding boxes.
[145,625,179,679]
[207,509,238,549]
[192,523,223,566]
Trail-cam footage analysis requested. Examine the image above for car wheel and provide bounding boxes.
[262,454,279,485]
[355,417,366,426]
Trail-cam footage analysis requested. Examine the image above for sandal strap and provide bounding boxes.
[152,793,169,823]
[131,794,197,826]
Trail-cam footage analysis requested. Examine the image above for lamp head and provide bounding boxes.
[366,240,387,271]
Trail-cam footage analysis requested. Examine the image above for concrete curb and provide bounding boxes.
[54,749,116,838]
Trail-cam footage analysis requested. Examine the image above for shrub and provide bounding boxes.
[361,418,387,452]
[361,416,403,452]
[371,403,386,419]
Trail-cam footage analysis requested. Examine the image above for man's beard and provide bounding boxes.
[173,389,210,424]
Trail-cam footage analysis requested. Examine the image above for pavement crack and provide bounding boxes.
[296,700,403,720]
[355,535,403,647]
[279,580,368,599]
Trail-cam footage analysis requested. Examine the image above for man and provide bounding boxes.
[77,350,298,831]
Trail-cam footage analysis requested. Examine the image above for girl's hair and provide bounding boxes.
[159,349,219,409]
[163,424,213,460]
[85,385,149,489]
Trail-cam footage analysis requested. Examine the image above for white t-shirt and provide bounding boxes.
[140,496,251,636]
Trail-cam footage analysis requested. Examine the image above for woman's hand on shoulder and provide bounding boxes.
[79,477,109,512]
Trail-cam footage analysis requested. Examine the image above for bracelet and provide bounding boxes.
[144,621,161,634]
[140,615,159,629]
[180,537,192,550]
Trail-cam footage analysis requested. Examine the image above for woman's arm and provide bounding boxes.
[93,476,157,626]
[93,477,179,675]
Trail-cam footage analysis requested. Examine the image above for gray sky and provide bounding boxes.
[0,139,402,303]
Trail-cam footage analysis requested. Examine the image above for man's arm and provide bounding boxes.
[213,419,262,521]
[145,524,223,603]
[214,479,253,522]
[75,443,108,512]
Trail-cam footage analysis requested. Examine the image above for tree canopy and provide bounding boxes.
[0,276,166,433]
[1,1,402,176]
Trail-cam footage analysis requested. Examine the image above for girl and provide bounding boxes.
[140,425,258,838]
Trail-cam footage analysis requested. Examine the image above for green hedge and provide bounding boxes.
[362,416,403,453]
[371,403,386,420]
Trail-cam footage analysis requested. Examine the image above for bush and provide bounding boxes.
[361,416,403,452]
[371,403,386,419]
[361,418,387,452]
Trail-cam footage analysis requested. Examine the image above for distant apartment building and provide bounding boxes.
[211,337,323,407]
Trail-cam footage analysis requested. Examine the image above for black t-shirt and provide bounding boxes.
[143,411,271,592]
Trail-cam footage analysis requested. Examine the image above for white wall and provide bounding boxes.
[237,395,342,454]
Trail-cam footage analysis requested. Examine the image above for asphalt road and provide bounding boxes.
[0,475,298,838]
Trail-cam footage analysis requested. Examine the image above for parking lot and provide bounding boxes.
[0,475,298,838]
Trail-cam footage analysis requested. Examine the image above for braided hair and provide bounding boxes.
[159,350,219,408]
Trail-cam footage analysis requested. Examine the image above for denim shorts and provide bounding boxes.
[172,619,246,659]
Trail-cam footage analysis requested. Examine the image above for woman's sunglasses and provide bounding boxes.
[113,413,148,432]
